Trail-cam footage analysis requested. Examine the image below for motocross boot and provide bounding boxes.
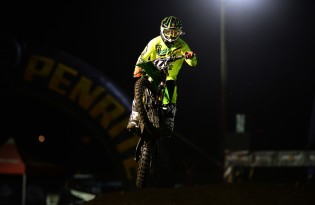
[161,103,177,138]
[127,99,140,132]
[127,110,139,132]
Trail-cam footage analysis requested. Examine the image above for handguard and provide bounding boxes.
[133,66,143,78]
[184,51,195,59]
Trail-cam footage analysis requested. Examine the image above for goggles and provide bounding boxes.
[163,29,182,38]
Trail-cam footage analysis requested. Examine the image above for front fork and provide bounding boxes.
[134,137,144,162]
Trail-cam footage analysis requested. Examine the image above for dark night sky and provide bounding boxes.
[1,0,315,157]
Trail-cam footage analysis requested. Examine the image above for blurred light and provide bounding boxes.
[226,0,265,10]
[228,0,262,6]
[70,189,95,201]
[38,135,45,143]
[81,136,91,144]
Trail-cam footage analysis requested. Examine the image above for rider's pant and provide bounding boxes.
[128,99,139,125]
[128,99,177,137]
[128,79,177,136]
[162,103,177,137]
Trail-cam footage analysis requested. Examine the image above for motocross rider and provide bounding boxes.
[127,16,197,137]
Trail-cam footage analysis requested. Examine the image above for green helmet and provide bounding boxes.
[160,16,183,43]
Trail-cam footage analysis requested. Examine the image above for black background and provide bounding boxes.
[1,0,315,175]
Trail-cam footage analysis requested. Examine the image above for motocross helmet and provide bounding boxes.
[160,16,183,43]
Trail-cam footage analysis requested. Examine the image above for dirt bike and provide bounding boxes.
[133,55,184,189]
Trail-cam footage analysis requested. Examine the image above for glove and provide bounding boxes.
[133,66,142,78]
[184,51,195,59]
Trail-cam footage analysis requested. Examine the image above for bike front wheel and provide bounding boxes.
[134,77,162,134]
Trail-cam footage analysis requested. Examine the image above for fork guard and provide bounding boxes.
[134,137,144,162]
[136,61,162,86]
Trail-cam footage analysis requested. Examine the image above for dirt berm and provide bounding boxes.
[85,182,315,205]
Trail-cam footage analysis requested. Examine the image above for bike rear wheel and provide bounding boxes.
[136,141,153,189]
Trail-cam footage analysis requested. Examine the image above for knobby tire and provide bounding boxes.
[134,77,161,135]
[136,141,152,189]
[134,77,160,189]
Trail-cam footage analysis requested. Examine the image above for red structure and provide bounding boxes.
[0,137,26,205]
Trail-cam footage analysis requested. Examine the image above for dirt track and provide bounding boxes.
[85,182,315,205]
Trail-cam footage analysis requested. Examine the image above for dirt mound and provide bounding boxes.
[85,182,315,205]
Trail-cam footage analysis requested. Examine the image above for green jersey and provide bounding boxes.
[136,36,197,81]
[135,36,197,104]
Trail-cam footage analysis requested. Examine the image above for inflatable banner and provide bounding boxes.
[0,35,138,187]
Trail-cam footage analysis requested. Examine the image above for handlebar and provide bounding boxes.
[153,52,194,64]
[153,55,184,68]
[135,54,187,78]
